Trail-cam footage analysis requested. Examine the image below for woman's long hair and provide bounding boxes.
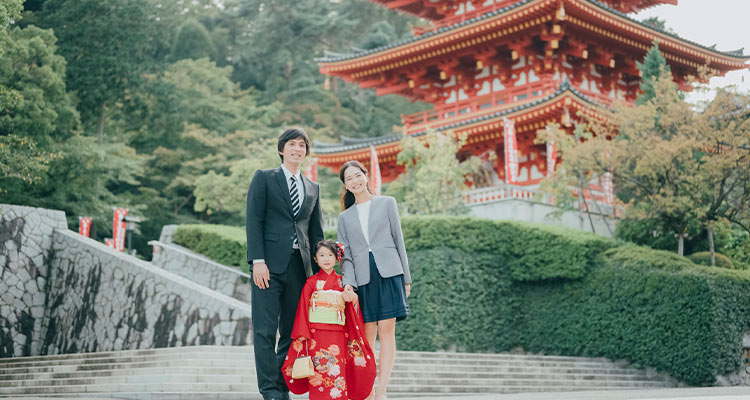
[339,160,374,210]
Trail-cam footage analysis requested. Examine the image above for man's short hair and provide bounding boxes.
[277,127,310,162]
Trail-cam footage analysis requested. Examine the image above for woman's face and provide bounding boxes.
[315,247,337,273]
[343,166,368,195]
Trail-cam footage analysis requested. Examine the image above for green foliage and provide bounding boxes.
[173,224,248,273]
[398,248,516,352]
[0,0,21,26]
[688,251,735,269]
[0,135,54,193]
[37,0,166,130]
[359,21,397,50]
[0,24,78,143]
[402,216,613,281]
[387,131,479,215]
[516,245,750,386]
[636,43,671,105]
[170,19,215,62]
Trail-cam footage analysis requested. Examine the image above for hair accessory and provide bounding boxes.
[335,242,345,262]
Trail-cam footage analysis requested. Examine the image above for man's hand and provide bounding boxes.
[253,262,270,289]
[405,283,411,298]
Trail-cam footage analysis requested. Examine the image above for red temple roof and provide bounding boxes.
[319,0,747,86]
[371,0,677,23]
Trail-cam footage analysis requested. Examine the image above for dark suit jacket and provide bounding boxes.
[246,167,324,276]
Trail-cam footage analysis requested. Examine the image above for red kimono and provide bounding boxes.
[282,270,376,400]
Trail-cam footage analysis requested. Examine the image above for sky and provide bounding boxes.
[634,0,750,104]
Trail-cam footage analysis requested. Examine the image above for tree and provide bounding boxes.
[534,123,615,236]
[690,88,750,265]
[0,0,21,26]
[386,130,479,215]
[636,43,671,105]
[170,19,216,62]
[38,0,166,138]
[537,47,750,259]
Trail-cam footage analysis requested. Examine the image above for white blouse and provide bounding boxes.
[356,200,372,250]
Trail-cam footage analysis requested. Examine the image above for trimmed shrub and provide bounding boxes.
[402,216,613,281]
[173,224,248,272]
[396,248,517,352]
[687,251,735,269]
[515,245,750,385]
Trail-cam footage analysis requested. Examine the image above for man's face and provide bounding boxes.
[280,138,307,166]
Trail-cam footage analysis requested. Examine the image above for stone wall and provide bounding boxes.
[468,198,617,238]
[1,204,253,359]
[0,205,66,358]
[150,240,252,303]
[43,230,252,355]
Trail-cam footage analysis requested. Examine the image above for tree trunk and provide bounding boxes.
[707,225,716,267]
[96,103,105,141]
[677,234,684,257]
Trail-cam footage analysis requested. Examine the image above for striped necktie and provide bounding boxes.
[290,176,300,248]
[290,176,301,217]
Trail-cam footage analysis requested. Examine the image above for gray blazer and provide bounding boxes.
[337,196,411,289]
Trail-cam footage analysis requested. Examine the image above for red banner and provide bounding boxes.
[546,140,557,177]
[78,217,92,238]
[503,118,519,184]
[112,207,128,252]
[304,157,318,183]
[105,238,115,248]
[369,145,381,195]
[602,172,614,204]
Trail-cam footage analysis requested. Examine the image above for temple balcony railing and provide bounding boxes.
[401,80,558,134]
[463,184,621,217]
[412,0,528,34]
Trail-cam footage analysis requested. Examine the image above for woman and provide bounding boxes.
[336,160,411,400]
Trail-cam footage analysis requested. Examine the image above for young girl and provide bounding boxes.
[282,240,376,400]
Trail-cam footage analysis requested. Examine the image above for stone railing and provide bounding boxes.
[43,230,253,354]
[1,204,67,358]
[150,240,252,304]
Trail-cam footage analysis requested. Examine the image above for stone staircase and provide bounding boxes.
[0,345,677,399]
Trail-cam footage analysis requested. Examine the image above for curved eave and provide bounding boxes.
[317,0,747,76]
[314,82,599,156]
[369,0,675,19]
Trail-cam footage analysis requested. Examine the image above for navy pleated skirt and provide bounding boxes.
[357,252,410,323]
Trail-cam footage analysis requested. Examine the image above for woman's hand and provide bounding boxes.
[342,284,357,302]
[405,283,411,298]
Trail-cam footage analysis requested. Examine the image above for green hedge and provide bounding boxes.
[687,251,735,269]
[402,216,613,281]
[172,218,750,385]
[173,224,248,273]
[513,245,750,385]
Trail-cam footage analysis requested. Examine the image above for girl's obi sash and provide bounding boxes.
[309,290,345,326]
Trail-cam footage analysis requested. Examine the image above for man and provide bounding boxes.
[246,128,324,400]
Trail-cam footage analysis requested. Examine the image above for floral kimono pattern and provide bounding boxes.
[282,270,376,400]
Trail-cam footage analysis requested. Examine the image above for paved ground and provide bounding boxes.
[398,387,750,400]
[11,388,750,400]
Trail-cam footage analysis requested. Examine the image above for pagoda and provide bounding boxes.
[314,0,748,194]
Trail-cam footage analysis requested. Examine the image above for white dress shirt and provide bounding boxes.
[356,200,372,251]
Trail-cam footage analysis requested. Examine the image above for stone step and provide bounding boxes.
[0,352,639,369]
[0,345,625,364]
[0,378,674,396]
[0,369,672,388]
[0,364,661,382]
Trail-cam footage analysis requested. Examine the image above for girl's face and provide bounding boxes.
[343,166,368,195]
[315,247,337,273]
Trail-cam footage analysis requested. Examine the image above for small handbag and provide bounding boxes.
[291,340,315,379]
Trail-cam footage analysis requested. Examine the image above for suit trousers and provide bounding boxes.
[252,250,306,399]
